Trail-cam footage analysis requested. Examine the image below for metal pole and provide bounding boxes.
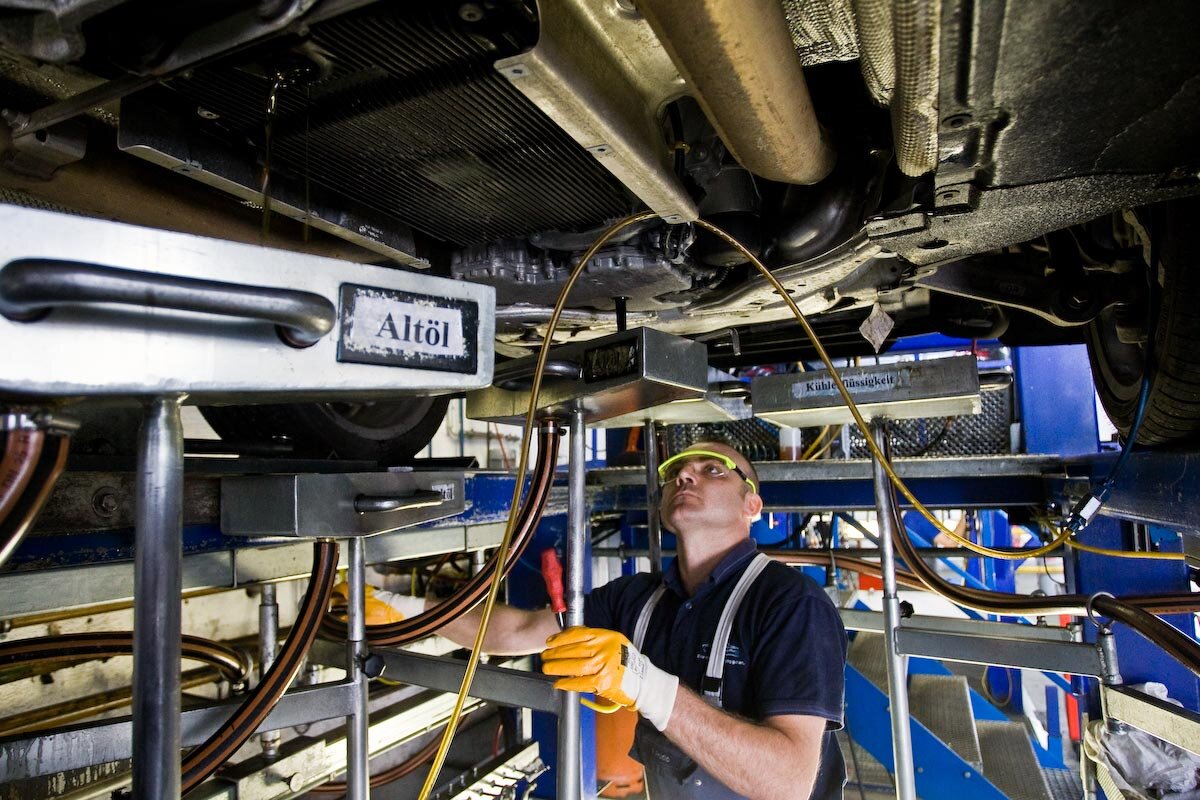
[346,537,370,800]
[871,421,916,800]
[258,583,281,760]
[558,409,586,800]
[132,395,185,800]
[644,420,663,575]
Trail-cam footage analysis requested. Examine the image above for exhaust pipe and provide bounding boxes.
[638,0,836,185]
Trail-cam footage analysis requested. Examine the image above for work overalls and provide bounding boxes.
[629,554,771,800]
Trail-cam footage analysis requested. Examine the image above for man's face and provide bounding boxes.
[659,442,762,537]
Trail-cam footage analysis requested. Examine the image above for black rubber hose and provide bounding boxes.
[181,540,338,794]
[877,431,1200,678]
[0,632,250,687]
[760,551,1200,615]
[321,421,562,647]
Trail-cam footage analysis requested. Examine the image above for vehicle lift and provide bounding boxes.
[1,207,1198,799]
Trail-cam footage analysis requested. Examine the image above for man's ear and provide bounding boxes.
[743,490,764,519]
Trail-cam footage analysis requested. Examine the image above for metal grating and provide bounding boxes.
[1042,768,1084,800]
[163,1,631,246]
[907,674,984,770]
[847,632,890,690]
[838,730,894,792]
[666,418,783,463]
[976,721,1054,800]
[849,384,1014,458]
[0,190,88,216]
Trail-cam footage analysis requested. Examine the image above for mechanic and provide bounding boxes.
[362,441,848,800]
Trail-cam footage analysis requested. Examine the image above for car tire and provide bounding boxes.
[199,397,451,463]
[1087,198,1200,446]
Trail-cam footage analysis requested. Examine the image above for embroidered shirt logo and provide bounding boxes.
[696,643,746,668]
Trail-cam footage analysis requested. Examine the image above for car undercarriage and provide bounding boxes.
[3,0,1200,455]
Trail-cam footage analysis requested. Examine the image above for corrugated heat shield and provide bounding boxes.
[162,1,633,247]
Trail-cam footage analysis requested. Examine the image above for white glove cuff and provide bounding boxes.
[634,657,679,732]
[374,590,428,618]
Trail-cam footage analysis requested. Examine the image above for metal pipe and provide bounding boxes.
[558,408,586,800]
[258,583,281,761]
[346,537,370,800]
[870,421,916,800]
[644,420,663,575]
[593,546,1046,559]
[132,395,185,800]
[637,0,835,185]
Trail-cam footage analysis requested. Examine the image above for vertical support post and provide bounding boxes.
[132,395,185,800]
[346,537,370,800]
[559,408,586,800]
[870,421,916,800]
[259,582,281,760]
[644,420,663,575]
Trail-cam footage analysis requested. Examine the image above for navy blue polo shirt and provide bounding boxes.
[585,539,848,799]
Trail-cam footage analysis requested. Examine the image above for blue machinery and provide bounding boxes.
[0,337,1198,797]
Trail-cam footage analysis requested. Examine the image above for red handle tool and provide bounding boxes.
[540,547,567,627]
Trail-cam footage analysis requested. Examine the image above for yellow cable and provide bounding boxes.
[417,211,659,799]
[581,696,622,714]
[1063,539,1183,561]
[420,211,1178,795]
[692,219,1175,562]
[808,429,839,461]
[799,426,834,460]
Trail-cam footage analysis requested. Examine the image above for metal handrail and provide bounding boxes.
[0,259,336,347]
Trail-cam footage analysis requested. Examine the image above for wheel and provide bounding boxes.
[199,397,450,463]
[1087,197,1200,446]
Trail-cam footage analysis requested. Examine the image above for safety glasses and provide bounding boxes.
[657,449,757,492]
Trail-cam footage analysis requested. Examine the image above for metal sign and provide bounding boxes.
[0,207,495,401]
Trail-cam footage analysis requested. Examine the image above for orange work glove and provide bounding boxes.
[329,582,426,626]
[541,626,679,731]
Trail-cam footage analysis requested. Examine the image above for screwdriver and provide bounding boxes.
[539,546,620,714]
[540,547,567,628]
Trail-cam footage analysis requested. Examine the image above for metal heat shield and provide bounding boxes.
[221,471,464,538]
[752,355,981,428]
[601,367,751,428]
[466,327,707,427]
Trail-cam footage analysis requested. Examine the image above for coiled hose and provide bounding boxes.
[0,631,250,687]
[873,431,1200,677]
[181,540,338,794]
[0,430,43,523]
[321,421,562,648]
[0,430,69,570]
[762,550,1200,616]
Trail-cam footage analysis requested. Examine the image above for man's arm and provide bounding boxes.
[430,598,560,656]
[665,685,826,800]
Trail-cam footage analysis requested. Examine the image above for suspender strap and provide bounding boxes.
[702,553,771,706]
[633,585,667,651]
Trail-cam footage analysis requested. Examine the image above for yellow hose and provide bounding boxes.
[416,211,659,799]
[692,218,1181,563]
[419,210,1179,796]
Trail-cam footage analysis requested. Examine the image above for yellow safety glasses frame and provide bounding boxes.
[656,449,757,493]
